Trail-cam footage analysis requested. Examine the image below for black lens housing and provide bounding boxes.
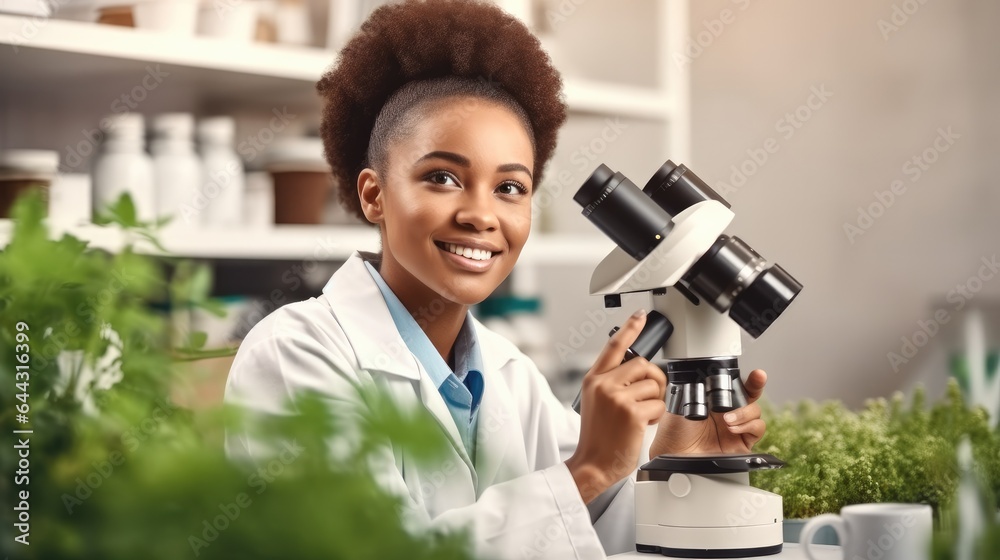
[683,236,802,338]
[574,164,672,261]
[728,265,802,338]
[642,160,731,217]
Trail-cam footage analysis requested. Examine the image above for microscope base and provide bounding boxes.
[635,542,781,558]
[635,524,783,558]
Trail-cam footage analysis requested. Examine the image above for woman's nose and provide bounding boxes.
[455,188,500,231]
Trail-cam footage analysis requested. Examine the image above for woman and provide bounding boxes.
[225,1,768,557]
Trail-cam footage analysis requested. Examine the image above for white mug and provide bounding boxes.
[801,503,933,560]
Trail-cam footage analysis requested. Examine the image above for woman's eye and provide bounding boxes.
[427,171,458,186]
[496,181,528,196]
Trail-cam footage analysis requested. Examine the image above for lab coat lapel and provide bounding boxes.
[414,364,478,484]
[324,252,477,478]
[472,321,518,494]
[322,252,420,380]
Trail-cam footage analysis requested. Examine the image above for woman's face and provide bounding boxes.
[360,96,535,307]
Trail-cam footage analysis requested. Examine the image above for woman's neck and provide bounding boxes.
[375,254,469,364]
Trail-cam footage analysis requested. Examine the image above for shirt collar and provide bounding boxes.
[362,259,483,388]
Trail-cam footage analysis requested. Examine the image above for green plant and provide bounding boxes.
[0,192,474,559]
[751,380,1000,520]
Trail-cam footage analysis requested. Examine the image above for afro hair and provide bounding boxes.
[317,0,567,222]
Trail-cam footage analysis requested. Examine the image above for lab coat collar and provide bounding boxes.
[322,251,519,379]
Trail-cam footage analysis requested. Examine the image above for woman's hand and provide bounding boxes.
[648,369,767,458]
[566,310,667,504]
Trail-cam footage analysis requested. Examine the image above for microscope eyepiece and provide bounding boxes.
[574,164,672,261]
[642,160,731,216]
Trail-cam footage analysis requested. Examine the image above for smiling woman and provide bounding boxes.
[224,1,769,559]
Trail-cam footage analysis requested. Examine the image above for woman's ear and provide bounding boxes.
[357,168,384,224]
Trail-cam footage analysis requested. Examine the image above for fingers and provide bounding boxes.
[606,359,666,397]
[743,369,767,404]
[621,378,663,402]
[722,401,765,448]
[590,310,647,374]
[722,402,760,425]
[635,399,667,426]
[727,419,765,448]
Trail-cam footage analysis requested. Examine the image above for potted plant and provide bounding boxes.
[0,192,474,559]
[751,381,1000,547]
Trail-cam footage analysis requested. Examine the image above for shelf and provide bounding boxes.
[0,220,379,261]
[519,232,616,265]
[0,14,333,108]
[0,14,671,118]
[563,79,673,121]
[0,219,614,264]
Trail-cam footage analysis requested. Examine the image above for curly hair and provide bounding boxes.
[317,0,567,222]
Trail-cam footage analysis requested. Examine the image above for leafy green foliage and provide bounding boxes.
[0,191,475,559]
[751,381,1000,520]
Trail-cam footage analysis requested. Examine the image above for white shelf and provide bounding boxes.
[0,220,379,261]
[563,79,672,121]
[520,232,615,265]
[0,14,331,81]
[0,219,614,264]
[0,14,333,108]
[0,14,670,118]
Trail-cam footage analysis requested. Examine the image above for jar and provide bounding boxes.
[197,116,245,228]
[92,113,156,222]
[0,150,59,219]
[263,137,331,224]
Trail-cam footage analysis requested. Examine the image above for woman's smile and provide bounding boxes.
[435,239,501,272]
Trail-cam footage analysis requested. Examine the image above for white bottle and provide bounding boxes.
[91,114,156,222]
[197,116,245,228]
[150,113,203,227]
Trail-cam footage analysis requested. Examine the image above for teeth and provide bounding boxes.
[444,243,493,261]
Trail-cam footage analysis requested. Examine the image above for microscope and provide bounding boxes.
[571,161,803,557]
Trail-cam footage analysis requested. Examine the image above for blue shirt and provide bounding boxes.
[363,261,485,461]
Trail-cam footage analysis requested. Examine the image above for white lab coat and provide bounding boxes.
[225,251,650,559]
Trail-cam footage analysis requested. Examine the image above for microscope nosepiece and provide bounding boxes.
[681,383,708,420]
[706,373,733,411]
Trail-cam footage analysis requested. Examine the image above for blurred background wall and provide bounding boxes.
[535,0,1000,408]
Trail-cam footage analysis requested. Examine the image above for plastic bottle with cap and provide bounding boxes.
[91,113,156,222]
[197,116,245,227]
[151,113,203,226]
